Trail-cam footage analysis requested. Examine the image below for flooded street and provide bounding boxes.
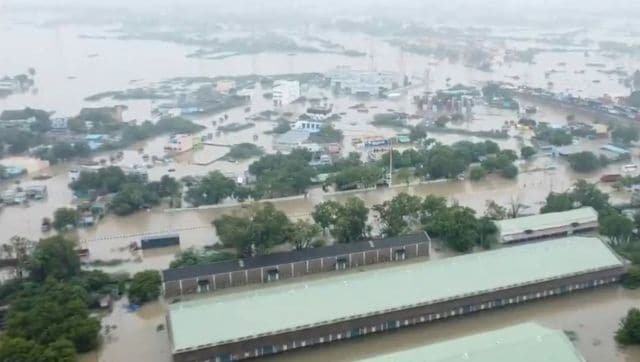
[2,3,640,362]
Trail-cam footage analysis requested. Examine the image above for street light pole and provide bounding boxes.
[389,137,393,187]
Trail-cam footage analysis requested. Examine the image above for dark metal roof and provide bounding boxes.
[162,232,428,282]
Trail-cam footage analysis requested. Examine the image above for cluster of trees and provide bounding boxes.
[615,308,640,346]
[612,125,639,145]
[213,202,325,256]
[0,234,163,360]
[534,123,573,146]
[373,193,497,251]
[308,124,344,143]
[70,167,180,215]
[224,143,263,160]
[185,171,238,206]
[169,249,236,269]
[33,142,92,165]
[105,117,204,150]
[566,151,612,173]
[0,236,111,359]
[248,149,316,198]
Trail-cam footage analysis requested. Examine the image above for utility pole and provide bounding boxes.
[389,138,393,187]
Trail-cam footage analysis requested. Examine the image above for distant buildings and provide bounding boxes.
[327,66,398,96]
[272,80,300,106]
[494,207,598,244]
[50,117,69,130]
[293,119,323,133]
[358,323,586,362]
[215,80,236,95]
[273,130,310,151]
[166,236,623,361]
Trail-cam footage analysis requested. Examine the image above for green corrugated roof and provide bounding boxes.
[495,207,598,239]
[357,323,585,362]
[168,237,622,352]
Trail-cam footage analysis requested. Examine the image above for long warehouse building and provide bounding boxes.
[167,236,624,362]
[495,207,598,243]
[162,233,429,297]
[357,322,586,362]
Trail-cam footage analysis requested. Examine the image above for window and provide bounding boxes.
[393,249,406,261]
[336,256,348,270]
[266,268,279,282]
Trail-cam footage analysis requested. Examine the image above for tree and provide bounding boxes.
[469,166,486,181]
[428,206,479,252]
[330,198,369,243]
[508,195,525,218]
[249,149,316,197]
[312,201,341,231]
[500,164,519,179]
[111,183,160,215]
[600,213,634,245]
[567,151,601,172]
[622,266,640,289]
[373,193,422,237]
[572,180,610,212]
[28,235,81,282]
[213,203,293,255]
[521,146,537,160]
[52,208,79,231]
[409,124,427,141]
[397,168,413,185]
[477,216,498,249]
[420,145,466,179]
[0,337,45,362]
[0,236,34,279]
[484,200,507,220]
[186,171,236,206]
[128,270,161,305]
[615,308,640,345]
[290,220,321,250]
[628,91,640,108]
[7,279,100,352]
[612,126,639,145]
[541,192,574,213]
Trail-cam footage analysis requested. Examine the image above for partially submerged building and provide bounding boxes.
[166,236,623,362]
[357,322,586,362]
[494,207,598,244]
[162,233,430,297]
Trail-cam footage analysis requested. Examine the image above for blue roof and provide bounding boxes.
[85,134,105,141]
[601,144,630,155]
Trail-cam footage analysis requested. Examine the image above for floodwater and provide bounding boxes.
[78,277,640,362]
[1,12,640,362]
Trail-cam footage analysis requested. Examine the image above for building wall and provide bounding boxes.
[171,267,624,362]
[501,222,598,243]
[163,242,429,297]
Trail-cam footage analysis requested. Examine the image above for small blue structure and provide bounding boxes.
[601,144,630,156]
[3,166,26,178]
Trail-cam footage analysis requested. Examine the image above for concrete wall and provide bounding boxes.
[171,267,624,362]
[163,242,430,298]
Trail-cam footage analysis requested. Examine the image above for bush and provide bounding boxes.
[500,164,519,179]
[615,308,640,345]
[622,266,640,289]
[469,166,487,181]
[128,271,161,305]
[521,146,536,160]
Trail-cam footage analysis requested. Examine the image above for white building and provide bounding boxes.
[51,117,69,130]
[216,80,236,95]
[327,66,398,96]
[272,80,300,106]
[294,120,323,133]
[165,134,194,153]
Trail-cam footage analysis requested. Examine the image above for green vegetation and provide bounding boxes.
[33,142,91,164]
[600,213,634,245]
[332,164,386,190]
[312,198,370,243]
[52,208,80,231]
[372,193,422,237]
[218,122,255,133]
[371,113,407,128]
[185,171,236,207]
[622,266,640,289]
[249,149,316,198]
[535,123,573,146]
[308,124,344,143]
[0,235,127,360]
[127,270,161,305]
[615,308,640,345]
[213,203,293,255]
[520,146,537,160]
[540,180,610,214]
[567,151,602,172]
[612,125,640,144]
[170,249,237,269]
[469,166,487,181]
[409,124,428,142]
[271,120,291,134]
[224,143,263,160]
[70,167,180,215]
